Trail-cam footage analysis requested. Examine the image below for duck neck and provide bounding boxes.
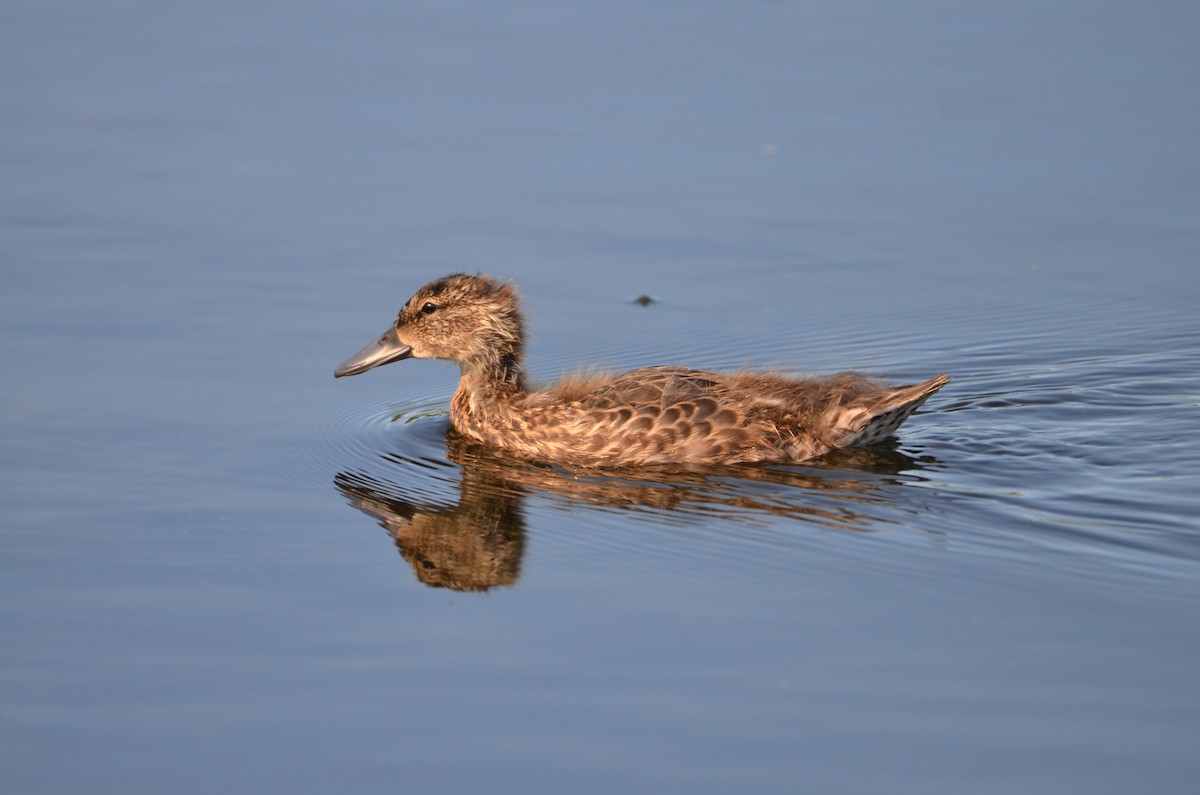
[457,346,527,405]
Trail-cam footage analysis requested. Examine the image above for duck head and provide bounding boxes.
[334,273,525,380]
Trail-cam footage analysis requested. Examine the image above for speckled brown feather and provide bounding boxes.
[338,274,950,467]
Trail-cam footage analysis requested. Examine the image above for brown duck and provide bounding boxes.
[334,274,949,467]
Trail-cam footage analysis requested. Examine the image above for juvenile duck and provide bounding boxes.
[334,274,949,467]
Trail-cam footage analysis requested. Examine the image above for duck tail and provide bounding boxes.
[837,373,951,448]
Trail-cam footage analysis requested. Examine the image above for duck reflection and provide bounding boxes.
[335,431,938,592]
[335,464,525,593]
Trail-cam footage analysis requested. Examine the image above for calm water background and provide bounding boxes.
[3,1,1199,792]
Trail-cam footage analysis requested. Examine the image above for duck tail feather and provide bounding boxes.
[838,373,950,448]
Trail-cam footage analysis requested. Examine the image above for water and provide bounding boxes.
[3,1,1199,792]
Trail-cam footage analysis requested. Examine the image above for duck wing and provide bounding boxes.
[577,366,725,409]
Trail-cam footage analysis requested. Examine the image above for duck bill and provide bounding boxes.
[334,326,413,378]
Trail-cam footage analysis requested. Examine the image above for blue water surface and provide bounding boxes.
[2,2,1198,793]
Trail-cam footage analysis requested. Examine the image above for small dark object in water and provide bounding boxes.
[633,294,654,306]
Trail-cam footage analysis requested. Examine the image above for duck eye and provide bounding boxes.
[420,302,437,315]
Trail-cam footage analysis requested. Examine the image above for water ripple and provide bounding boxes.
[306,281,1200,592]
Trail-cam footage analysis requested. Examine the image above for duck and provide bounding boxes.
[334,273,949,468]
